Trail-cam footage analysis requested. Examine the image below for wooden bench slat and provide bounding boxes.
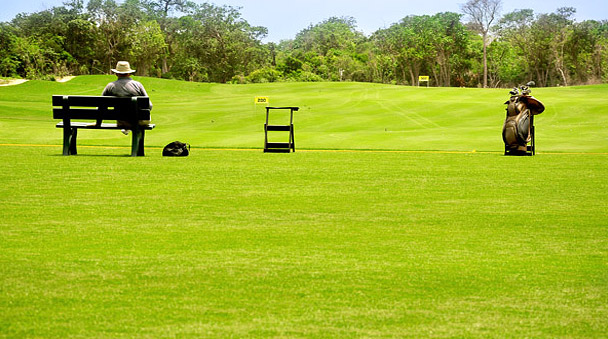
[56,122,155,130]
[52,95,150,109]
[53,108,151,120]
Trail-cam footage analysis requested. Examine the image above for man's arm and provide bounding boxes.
[102,83,114,96]
[136,82,152,110]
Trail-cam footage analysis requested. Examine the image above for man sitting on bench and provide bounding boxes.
[102,61,152,135]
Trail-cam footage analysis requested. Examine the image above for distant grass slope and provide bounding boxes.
[0,75,607,152]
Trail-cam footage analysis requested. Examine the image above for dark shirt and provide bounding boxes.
[102,77,152,109]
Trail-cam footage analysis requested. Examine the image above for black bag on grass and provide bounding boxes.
[163,141,190,156]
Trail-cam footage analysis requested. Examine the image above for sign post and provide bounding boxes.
[418,76,429,87]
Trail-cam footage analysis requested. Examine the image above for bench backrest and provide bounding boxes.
[52,95,151,122]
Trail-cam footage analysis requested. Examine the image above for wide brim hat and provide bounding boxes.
[111,61,136,74]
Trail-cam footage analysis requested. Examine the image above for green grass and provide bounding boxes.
[0,78,607,337]
[1,75,607,152]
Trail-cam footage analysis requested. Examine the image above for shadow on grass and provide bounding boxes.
[48,154,141,158]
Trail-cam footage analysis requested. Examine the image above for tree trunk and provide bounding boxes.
[483,33,488,88]
[558,68,568,87]
[162,58,169,74]
[409,68,415,86]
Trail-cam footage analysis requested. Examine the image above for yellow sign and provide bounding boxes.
[255,96,269,105]
[418,76,429,82]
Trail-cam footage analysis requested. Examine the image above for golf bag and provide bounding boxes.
[502,82,545,156]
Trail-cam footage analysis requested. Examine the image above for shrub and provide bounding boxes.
[246,67,282,83]
[285,71,323,82]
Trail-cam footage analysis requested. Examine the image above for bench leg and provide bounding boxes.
[131,129,145,157]
[70,129,78,155]
[63,128,77,155]
[138,130,146,156]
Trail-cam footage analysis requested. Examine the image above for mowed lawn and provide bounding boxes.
[0,75,607,152]
[0,78,607,337]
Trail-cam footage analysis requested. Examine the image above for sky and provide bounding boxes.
[1,0,607,42]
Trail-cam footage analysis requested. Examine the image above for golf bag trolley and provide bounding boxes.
[502,82,545,156]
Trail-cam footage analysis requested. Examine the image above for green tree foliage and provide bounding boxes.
[130,20,167,77]
[278,16,370,82]
[177,3,268,83]
[0,24,20,77]
[493,7,608,87]
[1,1,606,87]
[371,13,470,86]
[461,0,502,88]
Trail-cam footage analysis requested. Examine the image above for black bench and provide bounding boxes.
[52,95,155,156]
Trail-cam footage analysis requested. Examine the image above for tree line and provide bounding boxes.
[1,0,606,87]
